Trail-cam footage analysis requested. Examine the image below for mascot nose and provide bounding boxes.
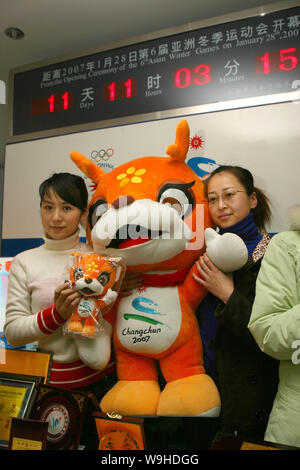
[85,278,93,284]
[112,195,135,209]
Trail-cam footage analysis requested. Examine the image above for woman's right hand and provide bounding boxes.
[54,282,81,321]
[193,253,234,304]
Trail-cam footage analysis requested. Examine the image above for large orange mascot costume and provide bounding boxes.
[71,120,221,417]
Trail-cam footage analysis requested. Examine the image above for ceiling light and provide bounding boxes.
[4,27,25,40]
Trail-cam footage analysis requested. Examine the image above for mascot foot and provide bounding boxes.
[68,321,83,332]
[82,325,95,336]
[157,374,221,417]
[100,380,161,416]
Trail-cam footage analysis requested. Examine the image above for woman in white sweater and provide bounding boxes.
[4,173,115,392]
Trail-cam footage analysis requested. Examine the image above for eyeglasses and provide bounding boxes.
[207,189,247,205]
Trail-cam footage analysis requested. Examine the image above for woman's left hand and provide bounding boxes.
[54,282,82,320]
[192,253,234,304]
[119,272,143,297]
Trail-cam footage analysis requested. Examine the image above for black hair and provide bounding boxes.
[206,165,272,232]
[39,173,88,212]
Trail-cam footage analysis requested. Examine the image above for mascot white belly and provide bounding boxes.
[117,286,181,355]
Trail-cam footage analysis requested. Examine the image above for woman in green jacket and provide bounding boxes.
[249,205,300,448]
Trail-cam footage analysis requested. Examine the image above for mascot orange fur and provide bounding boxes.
[71,120,221,417]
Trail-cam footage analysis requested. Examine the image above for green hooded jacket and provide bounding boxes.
[249,229,300,448]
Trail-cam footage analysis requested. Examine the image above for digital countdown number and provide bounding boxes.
[174,64,211,88]
[103,78,137,102]
[11,5,300,138]
[255,47,299,74]
[31,91,73,115]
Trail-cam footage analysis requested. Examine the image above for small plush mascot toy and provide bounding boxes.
[70,120,246,417]
[65,252,123,338]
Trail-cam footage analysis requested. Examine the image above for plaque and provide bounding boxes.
[93,411,146,450]
[0,349,52,384]
[30,384,99,450]
[0,373,39,448]
[8,417,48,450]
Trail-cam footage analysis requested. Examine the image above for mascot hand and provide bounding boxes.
[204,228,248,273]
[103,288,118,305]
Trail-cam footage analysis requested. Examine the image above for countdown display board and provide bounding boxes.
[10,3,300,139]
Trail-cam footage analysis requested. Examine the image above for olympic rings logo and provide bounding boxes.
[91,148,114,162]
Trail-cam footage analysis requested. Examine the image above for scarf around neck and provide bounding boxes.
[218,211,262,256]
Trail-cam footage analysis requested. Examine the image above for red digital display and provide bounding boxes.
[174,64,211,88]
[31,91,73,115]
[255,47,300,74]
[103,78,137,102]
[13,5,299,137]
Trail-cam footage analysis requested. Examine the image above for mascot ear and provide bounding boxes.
[70,151,106,185]
[205,228,248,273]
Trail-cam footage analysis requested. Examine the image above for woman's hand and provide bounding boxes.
[119,272,143,297]
[54,282,82,320]
[192,253,234,304]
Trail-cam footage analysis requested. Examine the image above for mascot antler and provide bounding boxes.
[166,119,190,162]
[70,151,105,185]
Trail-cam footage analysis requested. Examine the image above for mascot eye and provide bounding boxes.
[74,267,83,280]
[88,199,108,229]
[98,272,110,286]
[158,182,195,218]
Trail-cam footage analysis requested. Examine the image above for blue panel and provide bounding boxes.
[1,238,44,256]
[1,237,87,257]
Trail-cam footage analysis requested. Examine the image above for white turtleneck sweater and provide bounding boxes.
[4,230,115,389]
